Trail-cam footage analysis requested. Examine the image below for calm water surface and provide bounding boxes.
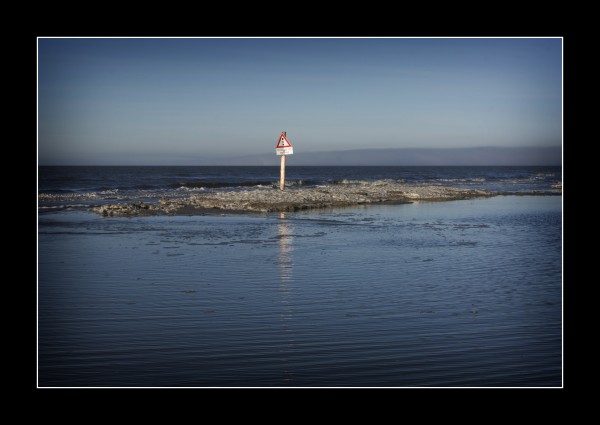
[38,195,562,387]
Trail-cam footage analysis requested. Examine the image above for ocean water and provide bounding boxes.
[37,167,562,387]
[38,166,561,212]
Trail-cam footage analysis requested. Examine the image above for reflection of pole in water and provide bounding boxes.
[277,212,295,383]
[278,212,293,284]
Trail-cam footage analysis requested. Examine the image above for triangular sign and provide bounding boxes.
[276,132,293,148]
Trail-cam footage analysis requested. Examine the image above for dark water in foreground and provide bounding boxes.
[38,194,562,387]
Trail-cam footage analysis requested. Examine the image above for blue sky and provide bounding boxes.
[38,37,562,165]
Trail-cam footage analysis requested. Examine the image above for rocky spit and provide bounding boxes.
[92,182,496,217]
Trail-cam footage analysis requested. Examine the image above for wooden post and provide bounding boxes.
[280,131,286,191]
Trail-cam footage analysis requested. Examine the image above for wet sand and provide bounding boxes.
[93,182,495,216]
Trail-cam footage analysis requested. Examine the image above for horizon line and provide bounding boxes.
[37,164,562,167]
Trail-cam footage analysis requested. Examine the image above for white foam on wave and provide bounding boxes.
[336,178,399,186]
[38,192,101,200]
[176,186,206,192]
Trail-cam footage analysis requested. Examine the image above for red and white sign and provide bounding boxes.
[276,133,292,148]
[275,132,294,155]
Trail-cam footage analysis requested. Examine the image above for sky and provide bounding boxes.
[38,37,562,165]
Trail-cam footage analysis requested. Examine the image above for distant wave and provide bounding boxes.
[170,179,319,189]
[170,180,276,189]
[332,178,403,185]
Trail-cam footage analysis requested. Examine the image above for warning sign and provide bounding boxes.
[275,132,294,155]
[276,133,293,148]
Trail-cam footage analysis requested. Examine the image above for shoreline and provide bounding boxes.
[91,184,563,217]
[91,182,503,216]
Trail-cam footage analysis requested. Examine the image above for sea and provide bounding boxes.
[37,166,562,387]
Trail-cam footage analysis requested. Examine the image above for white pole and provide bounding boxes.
[280,131,286,191]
